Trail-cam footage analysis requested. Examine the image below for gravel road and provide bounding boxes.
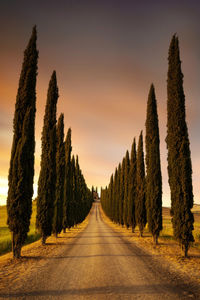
[1,202,198,299]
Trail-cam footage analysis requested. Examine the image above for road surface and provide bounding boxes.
[1,202,198,299]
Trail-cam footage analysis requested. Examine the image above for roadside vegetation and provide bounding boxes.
[0,201,39,255]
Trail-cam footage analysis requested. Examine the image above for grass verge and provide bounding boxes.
[100,205,200,285]
[0,201,40,256]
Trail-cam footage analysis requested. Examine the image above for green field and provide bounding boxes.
[0,200,40,255]
[160,206,200,249]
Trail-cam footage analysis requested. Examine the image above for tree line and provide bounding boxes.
[7,27,93,258]
[101,35,194,257]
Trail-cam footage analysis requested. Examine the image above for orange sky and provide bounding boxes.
[0,0,200,206]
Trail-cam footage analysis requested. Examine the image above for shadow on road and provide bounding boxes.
[0,284,195,298]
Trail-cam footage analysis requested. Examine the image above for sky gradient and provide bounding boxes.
[0,0,200,206]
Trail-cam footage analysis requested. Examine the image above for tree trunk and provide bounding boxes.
[184,246,188,258]
[63,228,66,233]
[12,232,21,259]
[42,234,46,245]
[139,230,143,237]
[153,235,158,245]
[182,244,188,258]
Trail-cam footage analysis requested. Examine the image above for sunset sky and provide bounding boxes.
[0,0,200,206]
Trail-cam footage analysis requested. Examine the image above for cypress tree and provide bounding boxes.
[109,174,114,220]
[91,186,95,201]
[119,158,125,226]
[145,85,162,244]
[127,138,137,232]
[115,163,121,224]
[123,150,130,228]
[135,131,146,237]
[75,155,85,224]
[63,128,72,232]
[75,156,80,223]
[71,155,77,227]
[166,35,194,257]
[7,27,38,258]
[36,71,58,244]
[113,168,118,223]
[52,113,65,237]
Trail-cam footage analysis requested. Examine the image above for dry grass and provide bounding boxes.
[100,206,200,285]
[0,213,90,291]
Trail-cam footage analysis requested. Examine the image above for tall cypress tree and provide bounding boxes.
[75,156,80,223]
[166,35,194,257]
[109,174,114,220]
[52,113,65,237]
[145,85,162,244]
[116,163,121,224]
[123,150,130,228]
[71,155,77,227]
[7,27,38,258]
[63,128,72,232]
[119,158,125,225]
[113,168,118,223]
[127,138,137,232]
[135,131,146,237]
[36,71,58,244]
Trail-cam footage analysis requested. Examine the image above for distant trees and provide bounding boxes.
[101,148,136,229]
[62,129,93,232]
[36,71,58,245]
[166,35,194,257]
[7,26,38,258]
[145,85,162,244]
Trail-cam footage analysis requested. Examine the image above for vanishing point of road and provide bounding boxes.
[1,202,198,299]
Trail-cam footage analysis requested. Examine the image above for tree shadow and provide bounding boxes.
[20,253,161,261]
[0,284,196,298]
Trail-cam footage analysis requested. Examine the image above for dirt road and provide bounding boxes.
[1,202,198,299]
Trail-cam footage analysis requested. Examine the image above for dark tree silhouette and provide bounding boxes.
[7,27,38,258]
[36,71,58,245]
[135,131,146,237]
[166,35,194,257]
[145,84,162,244]
[52,113,65,236]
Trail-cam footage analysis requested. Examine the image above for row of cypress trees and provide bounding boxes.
[7,27,93,258]
[36,72,93,244]
[101,35,194,257]
[101,84,162,244]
